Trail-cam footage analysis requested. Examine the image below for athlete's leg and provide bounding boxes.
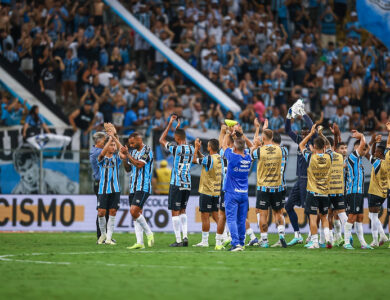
[285,182,301,233]
[225,192,239,247]
[237,195,249,247]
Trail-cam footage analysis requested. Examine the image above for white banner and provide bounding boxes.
[0,195,388,234]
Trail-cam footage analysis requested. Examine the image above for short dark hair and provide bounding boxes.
[336,141,347,149]
[208,139,219,152]
[272,131,281,144]
[175,129,186,140]
[327,136,334,147]
[377,144,385,155]
[263,129,273,141]
[353,140,360,147]
[234,138,246,151]
[129,132,141,139]
[314,137,325,150]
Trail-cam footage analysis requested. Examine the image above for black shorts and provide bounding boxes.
[219,192,225,212]
[345,193,364,214]
[305,192,329,215]
[97,192,120,210]
[329,195,346,211]
[129,191,150,208]
[168,185,190,211]
[281,189,287,205]
[94,180,99,196]
[256,191,284,211]
[368,194,386,208]
[199,194,219,213]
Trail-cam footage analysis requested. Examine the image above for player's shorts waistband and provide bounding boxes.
[257,186,283,193]
[308,191,328,197]
[329,193,344,197]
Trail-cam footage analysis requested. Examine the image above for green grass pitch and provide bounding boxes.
[1,232,390,300]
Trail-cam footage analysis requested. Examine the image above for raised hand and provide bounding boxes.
[376,135,382,143]
[195,138,202,149]
[263,119,268,130]
[351,130,362,140]
[254,118,260,128]
[310,123,317,135]
[386,121,390,132]
[175,118,181,130]
[169,114,177,124]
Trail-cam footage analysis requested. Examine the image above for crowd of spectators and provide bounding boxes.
[0,0,390,142]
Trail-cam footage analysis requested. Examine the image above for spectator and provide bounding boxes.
[4,98,28,126]
[22,105,51,139]
[268,106,284,133]
[69,100,96,149]
[320,5,337,49]
[322,85,338,122]
[60,49,82,105]
[193,113,209,132]
[39,60,63,104]
[331,106,350,132]
[365,109,379,132]
[123,103,142,135]
[345,11,362,42]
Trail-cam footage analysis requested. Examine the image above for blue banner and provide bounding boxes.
[0,127,80,194]
[357,0,390,49]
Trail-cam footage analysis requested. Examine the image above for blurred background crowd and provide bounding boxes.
[1,0,389,148]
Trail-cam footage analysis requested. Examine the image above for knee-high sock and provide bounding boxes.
[134,220,144,244]
[338,212,348,228]
[180,214,188,239]
[216,233,223,246]
[172,216,182,243]
[356,222,367,247]
[106,215,115,240]
[334,220,341,240]
[98,216,107,237]
[256,213,260,229]
[324,227,330,243]
[369,212,379,244]
[376,218,386,239]
[344,222,353,245]
[319,223,325,244]
[136,214,152,235]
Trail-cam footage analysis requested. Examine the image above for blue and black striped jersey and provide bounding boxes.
[219,148,228,190]
[166,142,195,190]
[128,145,154,194]
[346,150,364,194]
[97,153,122,195]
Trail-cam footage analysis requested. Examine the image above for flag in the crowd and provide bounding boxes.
[357,0,390,49]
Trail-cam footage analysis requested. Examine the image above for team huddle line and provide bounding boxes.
[89,99,390,251]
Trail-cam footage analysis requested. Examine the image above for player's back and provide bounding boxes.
[255,144,283,189]
[346,150,364,194]
[199,153,222,196]
[169,143,195,189]
[224,148,252,194]
[368,156,388,198]
[329,151,344,195]
[305,150,332,195]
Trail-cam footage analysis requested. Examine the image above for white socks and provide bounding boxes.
[180,214,188,239]
[338,212,348,227]
[277,225,285,237]
[294,231,301,239]
[202,231,209,244]
[246,228,256,240]
[98,216,107,236]
[334,220,342,240]
[324,227,330,243]
[356,222,367,247]
[257,213,260,229]
[261,232,268,242]
[136,214,152,236]
[106,215,115,240]
[369,212,379,244]
[216,233,222,246]
[134,221,144,245]
[319,224,325,244]
[312,234,318,244]
[376,217,386,239]
[172,216,182,243]
[344,222,353,245]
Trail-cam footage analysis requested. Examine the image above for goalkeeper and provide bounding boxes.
[284,100,317,246]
